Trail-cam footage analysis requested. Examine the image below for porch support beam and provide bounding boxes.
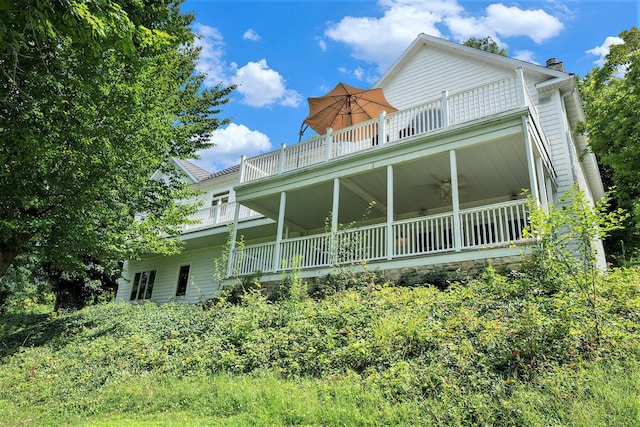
[386,165,394,260]
[450,150,462,252]
[332,178,340,233]
[273,191,287,272]
[329,178,341,266]
[535,156,548,209]
[545,177,554,205]
[226,202,242,277]
[523,117,540,204]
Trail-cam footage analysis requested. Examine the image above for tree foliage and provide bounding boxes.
[463,36,508,56]
[0,1,234,283]
[580,27,640,261]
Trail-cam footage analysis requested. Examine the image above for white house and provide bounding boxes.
[116,34,605,304]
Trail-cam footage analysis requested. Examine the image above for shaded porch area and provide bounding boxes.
[228,120,553,277]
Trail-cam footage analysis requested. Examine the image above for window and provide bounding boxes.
[129,270,156,301]
[176,265,190,297]
[211,191,232,222]
[211,191,229,207]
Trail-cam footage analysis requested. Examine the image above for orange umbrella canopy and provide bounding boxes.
[303,83,398,134]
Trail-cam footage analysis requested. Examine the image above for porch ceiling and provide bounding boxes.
[241,134,530,232]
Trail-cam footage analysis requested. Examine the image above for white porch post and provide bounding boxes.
[332,178,340,232]
[378,110,386,145]
[441,90,449,128]
[515,67,527,107]
[545,177,554,205]
[273,191,287,272]
[450,150,462,252]
[278,143,287,174]
[386,165,394,260]
[325,127,333,161]
[226,201,242,277]
[330,178,340,265]
[535,156,548,209]
[523,117,540,204]
[238,155,246,184]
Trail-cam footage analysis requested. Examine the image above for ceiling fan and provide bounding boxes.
[436,177,468,200]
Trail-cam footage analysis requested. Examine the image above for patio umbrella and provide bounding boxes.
[300,83,397,138]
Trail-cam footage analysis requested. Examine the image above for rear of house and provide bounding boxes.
[116,34,605,304]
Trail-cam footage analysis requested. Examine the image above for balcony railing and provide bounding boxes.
[240,70,536,184]
[182,202,262,232]
[229,199,530,276]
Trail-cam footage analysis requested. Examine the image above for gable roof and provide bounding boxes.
[374,33,572,90]
[174,159,212,182]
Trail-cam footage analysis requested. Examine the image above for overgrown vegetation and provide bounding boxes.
[2,179,639,426]
[2,260,640,425]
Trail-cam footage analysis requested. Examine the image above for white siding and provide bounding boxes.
[537,90,574,196]
[116,246,224,304]
[381,46,515,110]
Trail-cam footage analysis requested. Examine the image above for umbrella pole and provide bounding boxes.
[298,123,308,143]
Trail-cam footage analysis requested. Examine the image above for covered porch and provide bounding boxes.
[225,70,556,278]
[227,116,554,277]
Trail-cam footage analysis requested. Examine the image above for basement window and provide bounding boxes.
[130,270,156,301]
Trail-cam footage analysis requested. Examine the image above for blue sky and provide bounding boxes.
[181,0,639,173]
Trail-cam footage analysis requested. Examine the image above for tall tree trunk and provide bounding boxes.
[0,245,21,283]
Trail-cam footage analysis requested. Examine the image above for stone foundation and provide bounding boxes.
[384,254,527,282]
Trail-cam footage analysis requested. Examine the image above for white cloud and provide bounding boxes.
[231,59,303,108]
[193,23,229,87]
[317,38,327,52]
[338,66,378,84]
[446,4,563,44]
[586,36,624,67]
[194,123,272,171]
[324,0,564,70]
[483,4,564,44]
[243,28,261,41]
[325,0,461,71]
[513,49,537,64]
[192,24,301,108]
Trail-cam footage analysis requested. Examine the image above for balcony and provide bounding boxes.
[239,70,549,185]
[229,199,530,276]
[182,202,262,233]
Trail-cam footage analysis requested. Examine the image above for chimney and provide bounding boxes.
[546,57,564,72]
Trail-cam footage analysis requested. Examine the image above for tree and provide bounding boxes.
[580,27,640,262]
[463,36,508,56]
[0,1,235,288]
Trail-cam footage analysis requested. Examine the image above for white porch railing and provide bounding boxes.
[229,199,530,276]
[183,202,262,232]
[240,72,534,184]
[460,200,528,248]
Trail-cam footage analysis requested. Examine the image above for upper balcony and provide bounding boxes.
[239,69,550,185]
[181,202,263,233]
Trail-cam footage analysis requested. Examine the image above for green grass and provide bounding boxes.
[2,267,640,425]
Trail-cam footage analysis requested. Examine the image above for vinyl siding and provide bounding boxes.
[537,90,574,195]
[381,46,516,110]
[117,246,224,304]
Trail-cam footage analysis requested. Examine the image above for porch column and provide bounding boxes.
[386,165,394,260]
[273,191,287,272]
[238,155,246,184]
[515,67,527,107]
[278,143,287,174]
[450,150,462,252]
[523,117,540,204]
[535,156,548,209]
[330,178,340,265]
[226,202,242,277]
[325,128,333,161]
[545,177,554,205]
[378,110,386,145]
